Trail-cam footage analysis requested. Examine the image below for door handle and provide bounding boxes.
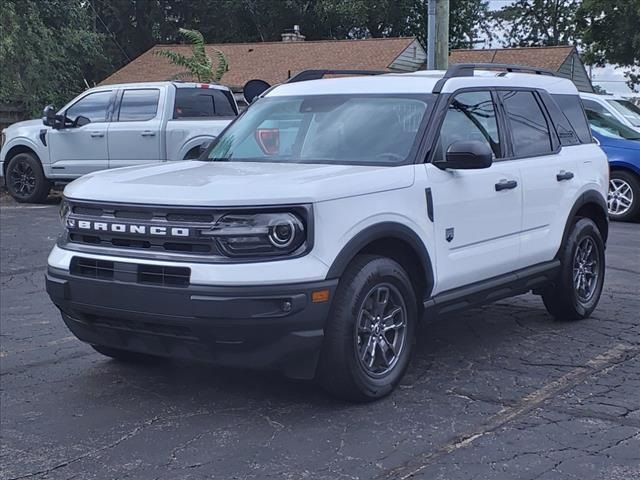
[495,179,518,191]
[141,130,156,137]
[556,170,574,181]
[90,131,104,138]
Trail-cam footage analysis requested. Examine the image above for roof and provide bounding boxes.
[100,37,419,88]
[267,70,579,97]
[449,46,576,72]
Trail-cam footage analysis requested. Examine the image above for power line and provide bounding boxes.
[87,0,130,63]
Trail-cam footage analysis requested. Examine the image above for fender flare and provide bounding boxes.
[558,190,609,255]
[325,222,434,293]
[1,137,43,164]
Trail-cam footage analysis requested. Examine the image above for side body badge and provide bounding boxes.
[445,227,454,243]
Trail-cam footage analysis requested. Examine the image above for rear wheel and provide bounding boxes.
[317,255,417,402]
[542,218,605,321]
[91,345,164,364]
[6,152,50,203]
[608,170,639,222]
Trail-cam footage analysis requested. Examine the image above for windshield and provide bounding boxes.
[607,99,640,127]
[204,94,433,166]
[586,109,640,140]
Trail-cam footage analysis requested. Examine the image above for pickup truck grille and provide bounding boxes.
[65,200,222,256]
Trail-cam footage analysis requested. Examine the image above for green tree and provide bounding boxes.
[494,0,580,47]
[0,0,106,116]
[156,28,228,82]
[577,0,640,90]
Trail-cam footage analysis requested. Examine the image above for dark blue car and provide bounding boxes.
[587,110,640,222]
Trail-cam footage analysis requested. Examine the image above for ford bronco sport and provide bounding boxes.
[46,65,609,401]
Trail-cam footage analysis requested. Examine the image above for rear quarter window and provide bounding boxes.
[174,88,238,119]
[552,94,593,144]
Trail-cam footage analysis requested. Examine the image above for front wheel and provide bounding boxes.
[542,218,605,321]
[6,152,51,203]
[608,170,639,222]
[317,255,417,402]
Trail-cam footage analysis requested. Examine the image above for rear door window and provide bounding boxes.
[552,94,592,144]
[118,89,160,122]
[174,88,238,118]
[501,90,553,157]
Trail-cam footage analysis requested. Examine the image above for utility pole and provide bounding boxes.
[426,0,436,69]
[435,0,449,70]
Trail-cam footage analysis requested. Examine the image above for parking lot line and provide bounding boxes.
[381,342,640,480]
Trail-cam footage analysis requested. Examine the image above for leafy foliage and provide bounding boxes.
[577,0,640,90]
[155,28,228,83]
[0,0,105,116]
[494,0,580,47]
[0,0,496,117]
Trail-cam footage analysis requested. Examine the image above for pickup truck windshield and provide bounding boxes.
[205,94,433,166]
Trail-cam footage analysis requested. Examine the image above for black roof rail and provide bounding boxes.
[286,69,388,83]
[432,63,559,94]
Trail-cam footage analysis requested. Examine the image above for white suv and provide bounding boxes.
[46,65,609,401]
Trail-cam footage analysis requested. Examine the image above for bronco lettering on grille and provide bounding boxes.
[66,219,190,237]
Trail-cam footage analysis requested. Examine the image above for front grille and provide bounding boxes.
[70,257,190,287]
[66,201,222,255]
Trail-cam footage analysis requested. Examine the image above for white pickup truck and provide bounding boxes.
[0,81,238,202]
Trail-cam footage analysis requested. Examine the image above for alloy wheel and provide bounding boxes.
[573,236,599,303]
[608,178,634,216]
[355,283,407,377]
[9,159,36,198]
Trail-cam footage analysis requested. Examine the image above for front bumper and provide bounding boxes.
[46,267,337,379]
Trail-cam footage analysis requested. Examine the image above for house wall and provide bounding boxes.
[557,53,594,93]
[389,39,427,72]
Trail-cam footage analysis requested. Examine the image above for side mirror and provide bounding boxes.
[74,115,91,127]
[42,105,61,128]
[199,140,212,153]
[440,140,493,170]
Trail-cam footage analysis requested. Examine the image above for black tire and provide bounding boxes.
[317,255,417,402]
[542,218,605,321]
[608,170,640,222]
[183,146,203,160]
[5,152,50,203]
[91,345,163,364]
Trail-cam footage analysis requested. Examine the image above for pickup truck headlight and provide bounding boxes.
[209,212,307,257]
[59,199,71,228]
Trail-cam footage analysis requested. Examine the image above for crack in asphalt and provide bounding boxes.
[378,343,640,480]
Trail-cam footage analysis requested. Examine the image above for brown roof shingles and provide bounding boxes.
[100,37,416,87]
[449,46,576,72]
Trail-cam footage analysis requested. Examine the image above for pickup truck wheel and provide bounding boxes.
[542,218,605,321]
[317,255,417,402]
[91,345,164,364]
[608,170,640,222]
[6,152,50,203]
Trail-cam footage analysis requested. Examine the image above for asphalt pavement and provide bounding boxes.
[1,198,639,480]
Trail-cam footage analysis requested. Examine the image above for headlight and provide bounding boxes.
[59,199,71,228]
[208,212,306,257]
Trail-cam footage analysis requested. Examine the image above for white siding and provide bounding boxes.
[389,39,427,72]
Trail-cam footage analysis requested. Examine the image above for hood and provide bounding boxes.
[64,160,415,206]
[3,119,46,134]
